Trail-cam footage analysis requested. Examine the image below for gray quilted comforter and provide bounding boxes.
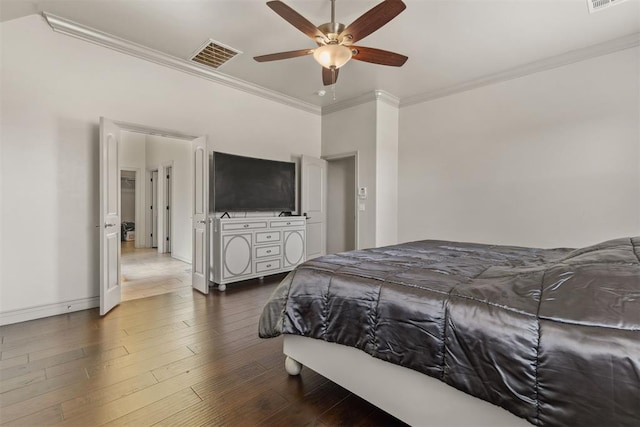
[259,237,640,426]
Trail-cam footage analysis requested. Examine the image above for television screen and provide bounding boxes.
[213,152,296,212]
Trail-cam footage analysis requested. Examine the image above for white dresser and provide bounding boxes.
[212,216,306,290]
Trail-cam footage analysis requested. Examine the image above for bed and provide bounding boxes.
[259,237,640,426]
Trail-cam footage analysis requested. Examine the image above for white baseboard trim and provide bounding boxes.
[171,254,192,264]
[0,297,99,326]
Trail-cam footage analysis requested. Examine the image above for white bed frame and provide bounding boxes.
[283,335,531,427]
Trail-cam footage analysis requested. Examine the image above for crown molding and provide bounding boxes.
[322,90,400,115]
[375,90,401,108]
[40,12,638,115]
[42,12,322,116]
[401,32,640,108]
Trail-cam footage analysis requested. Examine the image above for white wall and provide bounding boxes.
[398,47,640,248]
[145,135,192,262]
[0,15,320,317]
[323,102,377,249]
[375,101,399,247]
[322,96,400,249]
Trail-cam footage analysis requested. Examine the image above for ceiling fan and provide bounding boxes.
[254,0,408,86]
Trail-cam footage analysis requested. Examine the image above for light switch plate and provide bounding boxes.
[358,187,367,199]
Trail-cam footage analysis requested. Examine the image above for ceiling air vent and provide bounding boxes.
[587,0,629,13]
[190,39,242,69]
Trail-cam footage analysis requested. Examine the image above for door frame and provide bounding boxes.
[146,168,158,248]
[100,118,206,315]
[323,151,359,251]
[162,162,173,254]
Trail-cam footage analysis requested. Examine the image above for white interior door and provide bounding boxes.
[301,155,327,260]
[192,136,210,294]
[99,117,122,315]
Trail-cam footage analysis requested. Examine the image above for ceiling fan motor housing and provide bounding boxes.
[317,22,347,45]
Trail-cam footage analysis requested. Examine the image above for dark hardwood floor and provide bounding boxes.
[0,275,407,426]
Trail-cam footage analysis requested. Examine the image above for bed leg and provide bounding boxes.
[285,356,302,376]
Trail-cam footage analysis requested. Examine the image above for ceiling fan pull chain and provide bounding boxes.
[332,75,337,101]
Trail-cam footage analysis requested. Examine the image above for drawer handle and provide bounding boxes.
[286,222,291,225]
[243,224,249,228]
[266,235,271,239]
[266,250,272,254]
[266,264,272,268]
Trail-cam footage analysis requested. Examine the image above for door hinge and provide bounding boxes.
[167,175,170,179]
[166,206,169,210]
[166,237,170,241]
[150,205,153,210]
[150,233,153,237]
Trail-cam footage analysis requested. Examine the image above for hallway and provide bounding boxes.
[120,241,192,301]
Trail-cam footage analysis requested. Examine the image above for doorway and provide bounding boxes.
[100,117,210,315]
[120,169,137,247]
[326,153,358,254]
[119,133,191,301]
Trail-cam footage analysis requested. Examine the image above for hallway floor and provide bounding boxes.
[120,241,192,301]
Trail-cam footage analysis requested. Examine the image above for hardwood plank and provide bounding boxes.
[317,391,408,427]
[1,328,128,361]
[1,349,84,382]
[62,319,193,361]
[1,274,406,427]
[0,355,28,370]
[0,347,192,423]
[190,361,268,400]
[121,322,218,355]
[121,319,190,340]
[318,392,378,426]
[56,358,263,426]
[2,403,63,426]
[103,388,202,427]
[156,387,288,426]
[0,368,47,393]
[60,371,158,420]
[0,368,88,408]
[45,346,129,378]
[85,346,194,379]
[259,381,350,426]
[0,310,98,343]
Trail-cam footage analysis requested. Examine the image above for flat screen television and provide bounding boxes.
[213,152,296,213]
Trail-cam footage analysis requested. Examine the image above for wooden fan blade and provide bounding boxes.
[322,67,339,86]
[267,1,326,41]
[339,0,406,44]
[351,46,408,67]
[254,48,314,62]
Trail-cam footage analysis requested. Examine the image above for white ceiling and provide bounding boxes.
[2,0,639,107]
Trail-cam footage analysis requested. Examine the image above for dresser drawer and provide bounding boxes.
[222,221,267,231]
[255,245,281,259]
[255,231,281,243]
[270,219,305,228]
[255,259,281,273]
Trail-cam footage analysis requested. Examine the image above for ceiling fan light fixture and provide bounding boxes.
[313,44,352,69]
